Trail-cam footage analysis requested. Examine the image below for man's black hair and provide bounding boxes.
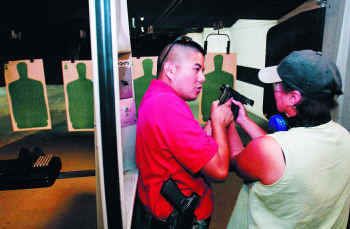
[156,36,205,77]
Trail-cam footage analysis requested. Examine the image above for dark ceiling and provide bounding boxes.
[127,0,310,56]
[0,0,310,84]
[0,0,310,38]
[127,0,308,34]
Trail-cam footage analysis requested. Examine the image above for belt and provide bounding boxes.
[143,207,169,228]
[143,208,211,229]
[134,198,210,229]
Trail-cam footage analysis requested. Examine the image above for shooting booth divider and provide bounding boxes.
[89,0,138,228]
[119,54,137,172]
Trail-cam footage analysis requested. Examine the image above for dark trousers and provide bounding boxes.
[132,197,211,229]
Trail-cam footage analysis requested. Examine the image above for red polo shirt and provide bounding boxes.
[136,79,217,220]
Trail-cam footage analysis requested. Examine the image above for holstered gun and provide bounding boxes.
[160,178,200,229]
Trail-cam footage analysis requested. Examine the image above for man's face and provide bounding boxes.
[170,48,205,101]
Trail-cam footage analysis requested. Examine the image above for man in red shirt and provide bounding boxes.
[134,36,235,228]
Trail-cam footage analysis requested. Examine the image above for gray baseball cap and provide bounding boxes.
[258,50,343,96]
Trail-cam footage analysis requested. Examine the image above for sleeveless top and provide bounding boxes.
[227,121,350,229]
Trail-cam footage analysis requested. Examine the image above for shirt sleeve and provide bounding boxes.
[155,95,218,173]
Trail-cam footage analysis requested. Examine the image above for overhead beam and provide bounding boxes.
[153,0,183,27]
[278,0,321,24]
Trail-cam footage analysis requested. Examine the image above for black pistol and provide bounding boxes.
[0,147,61,190]
[218,84,254,119]
[160,178,200,229]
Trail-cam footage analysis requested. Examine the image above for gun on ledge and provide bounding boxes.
[218,84,254,119]
[160,178,200,229]
[0,147,61,190]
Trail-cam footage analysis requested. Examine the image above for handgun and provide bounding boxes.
[218,84,254,119]
[0,147,61,190]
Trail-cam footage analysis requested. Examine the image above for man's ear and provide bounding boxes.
[289,90,302,106]
[163,62,176,81]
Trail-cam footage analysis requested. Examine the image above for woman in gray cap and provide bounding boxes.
[227,50,350,228]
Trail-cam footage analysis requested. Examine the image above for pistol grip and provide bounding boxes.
[231,104,239,120]
[219,87,230,105]
[219,94,228,105]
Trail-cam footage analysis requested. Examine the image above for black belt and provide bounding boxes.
[144,210,169,228]
[143,206,211,229]
[144,211,211,229]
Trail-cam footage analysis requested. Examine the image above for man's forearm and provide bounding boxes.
[227,122,244,159]
[212,122,230,174]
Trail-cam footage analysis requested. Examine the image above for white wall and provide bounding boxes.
[186,32,204,46]
[229,19,277,69]
[202,28,231,53]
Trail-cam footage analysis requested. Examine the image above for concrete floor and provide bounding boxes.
[0,132,97,229]
[211,173,242,229]
[0,131,242,229]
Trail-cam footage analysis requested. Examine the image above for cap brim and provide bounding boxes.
[258,66,282,84]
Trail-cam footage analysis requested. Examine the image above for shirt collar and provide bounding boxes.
[150,79,177,95]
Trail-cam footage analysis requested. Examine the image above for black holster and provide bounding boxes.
[132,178,207,229]
[132,196,210,229]
[161,178,200,229]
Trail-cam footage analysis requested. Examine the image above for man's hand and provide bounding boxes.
[203,120,212,136]
[210,99,233,128]
[201,99,233,181]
